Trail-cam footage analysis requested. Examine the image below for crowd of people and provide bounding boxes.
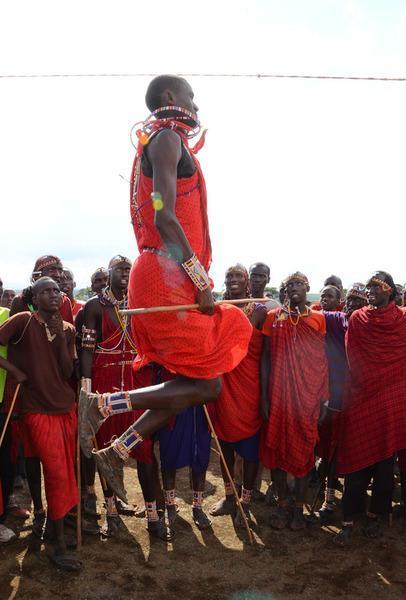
[0,75,405,574]
[0,255,405,571]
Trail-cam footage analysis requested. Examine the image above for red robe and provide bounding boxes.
[337,302,406,474]
[212,327,262,442]
[93,304,152,464]
[128,126,252,379]
[260,310,329,477]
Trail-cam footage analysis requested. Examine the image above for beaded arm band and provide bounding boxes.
[82,327,97,349]
[182,253,211,292]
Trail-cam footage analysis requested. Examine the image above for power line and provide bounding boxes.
[0,72,406,81]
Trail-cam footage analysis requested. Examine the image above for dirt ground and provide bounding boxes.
[1,455,405,600]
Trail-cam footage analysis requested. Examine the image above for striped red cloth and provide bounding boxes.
[260,310,328,477]
[337,302,406,475]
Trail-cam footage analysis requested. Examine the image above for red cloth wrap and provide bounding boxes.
[93,307,153,464]
[128,132,252,379]
[260,319,329,477]
[212,327,262,442]
[22,409,78,520]
[337,302,406,474]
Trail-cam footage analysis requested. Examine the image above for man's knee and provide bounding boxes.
[196,377,222,404]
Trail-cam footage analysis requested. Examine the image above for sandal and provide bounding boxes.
[192,507,212,530]
[50,549,82,572]
[333,525,353,547]
[209,496,236,517]
[115,498,137,516]
[147,519,174,541]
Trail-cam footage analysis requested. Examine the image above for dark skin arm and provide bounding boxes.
[80,298,102,379]
[148,129,214,315]
[250,305,267,330]
[260,335,270,421]
[0,356,27,383]
[47,313,74,380]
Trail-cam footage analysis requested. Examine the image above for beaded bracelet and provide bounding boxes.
[181,253,211,291]
[82,326,97,349]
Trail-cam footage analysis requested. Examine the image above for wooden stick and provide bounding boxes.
[76,428,82,549]
[203,405,254,545]
[0,384,20,449]
[119,298,268,316]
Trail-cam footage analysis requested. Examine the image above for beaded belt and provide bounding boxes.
[142,247,172,259]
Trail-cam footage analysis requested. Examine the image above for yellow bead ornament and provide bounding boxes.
[151,192,164,211]
[138,131,149,145]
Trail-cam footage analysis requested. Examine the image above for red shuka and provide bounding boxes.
[260,310,329,477]
[22,409,78,520]
[337,302,406,474]
[128,128,252,379]
[93,305,152,464]
[212,327,262,442]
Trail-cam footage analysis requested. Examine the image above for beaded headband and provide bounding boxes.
[91,268,108,283]
[368,277,392,293]
[225,265,249,279]
[347,288,368,301]
[283,272,309,286]
[32,256,62,274]
[108,256,132,270]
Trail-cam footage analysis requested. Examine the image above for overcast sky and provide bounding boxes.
[1,0,405,292]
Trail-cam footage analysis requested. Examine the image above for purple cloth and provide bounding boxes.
[323,311,348,410]
[158,406,211,473]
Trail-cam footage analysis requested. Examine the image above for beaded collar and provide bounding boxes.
[99,287,127,309]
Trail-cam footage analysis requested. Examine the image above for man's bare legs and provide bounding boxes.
[79,376,221,502]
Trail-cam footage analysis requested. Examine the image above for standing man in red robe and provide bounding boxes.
[260,272,329,530]
[209,265,266,525]
[79,75,252,501]
[80,256,169,539]
[335,271,406,545]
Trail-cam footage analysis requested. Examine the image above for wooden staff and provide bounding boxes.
[119,298,268,316]
[76,429,82,549]
[0,384,20,449]
[203,405,254,545]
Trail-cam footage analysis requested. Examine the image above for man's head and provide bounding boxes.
[249,262,270,298]
[1,289,16,309]
[91,267,108,294]
[324,275,343,295]
[366,271,396,308]
[60,268,75,300]
[283,272,310,308]
[32,255,63,284]
[224,264,249,300]
[279,283,287,305]
[145,75,199,126]
[394,284,404,307]
[345,283,368,316]
[32,277,62,314]
[108,256,132,294]
[320,285,341,312]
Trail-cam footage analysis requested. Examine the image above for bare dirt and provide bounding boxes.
[1,456,405,600]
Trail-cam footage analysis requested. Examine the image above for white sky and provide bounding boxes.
[1,0,405,292]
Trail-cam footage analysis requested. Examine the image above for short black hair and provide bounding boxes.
[32,276,60,295]
[145,75,187,111]
[249,262,270,277]
[324,274,343,288]
[321,285,341,300]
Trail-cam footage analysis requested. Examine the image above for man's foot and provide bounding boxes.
[362,516,383,539]
[269,505,290,530]
[234,503,251,528]
[265,484,278,506]
[166,504,178,527]
[317,506,335,526]
[147,519,174,541]
[43,520,77,549]
[79,389,106,458]
[50,549,82,572]
[290,506,307,531]
[32,510,46,538]
[209,496,236,516]
[192,507,212,530]
[333,525,353,547]
[93,447,128,504]
[101,515,126,538]
[0,524,17,543]
[115,498,137,516]
[83,493,100,518]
